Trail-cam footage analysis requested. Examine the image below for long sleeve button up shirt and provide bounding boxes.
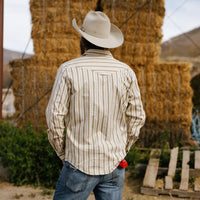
[46,49,145,175]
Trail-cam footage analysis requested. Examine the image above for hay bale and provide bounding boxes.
[10,0,194,148]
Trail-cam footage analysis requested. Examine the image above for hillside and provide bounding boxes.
[160,27,200,108]
[160,27,200,79]
[160,56,200,78]
[3,49,32,88]
[161,26,200,58]
[3,49,31,65]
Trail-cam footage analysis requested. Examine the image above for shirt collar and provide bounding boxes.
[83,49,113,57]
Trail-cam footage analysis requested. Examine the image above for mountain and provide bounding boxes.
[160,56,200,78]
[3,49,32,65]
[160,27,200,79]
[161,26,200,58]
[3,49,32,88]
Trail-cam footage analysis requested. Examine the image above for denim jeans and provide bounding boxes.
[53,161,125,200]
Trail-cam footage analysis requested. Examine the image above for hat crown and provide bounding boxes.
[72,11,124,48]
[82,11,111,39]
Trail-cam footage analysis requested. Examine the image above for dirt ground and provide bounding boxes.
[0,173,193,200]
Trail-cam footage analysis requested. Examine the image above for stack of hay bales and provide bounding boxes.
[10,0,193,147]
[104,0,164,65]
[103,0,193,146]
[10,0,97,127]
[143,62,193,146]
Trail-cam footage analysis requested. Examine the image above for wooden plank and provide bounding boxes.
[179,150,190,191]
[141,187,200,198]
[168,147,179,176]
[140,187,159,196]
[143,149,161,188]
[194,177,200,192]
[194,151,200,191]
[165,176,173,190]
[195,150,200,169]
[165,147,179,190]
[134,165,200,177]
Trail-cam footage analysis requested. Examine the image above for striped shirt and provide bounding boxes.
[46,49,145,175]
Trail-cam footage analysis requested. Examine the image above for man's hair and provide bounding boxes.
[80,37,107,54]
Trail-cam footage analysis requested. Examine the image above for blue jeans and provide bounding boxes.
[53,161,125,200]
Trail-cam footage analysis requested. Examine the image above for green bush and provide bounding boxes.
[0,122,62,187]
[125,145,150,169]
[125,145,141,169]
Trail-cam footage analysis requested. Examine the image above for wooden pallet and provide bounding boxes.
[141,148,200,198]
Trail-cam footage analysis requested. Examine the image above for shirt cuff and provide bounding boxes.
[58,153,65,162]
[126,135,139,153]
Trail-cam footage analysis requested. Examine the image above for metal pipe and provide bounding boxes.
[0,0,4,120]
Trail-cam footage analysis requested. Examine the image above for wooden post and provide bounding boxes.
[0,0,4,119]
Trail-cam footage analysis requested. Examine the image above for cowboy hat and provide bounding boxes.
[72,11,124,48]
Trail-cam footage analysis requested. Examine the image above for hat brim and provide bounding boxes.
[72,18,124,48]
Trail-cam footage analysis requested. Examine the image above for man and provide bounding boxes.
[46,11,145,200]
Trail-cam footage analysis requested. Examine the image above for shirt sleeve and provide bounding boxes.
[45,65,70,161]
[125,70,146,153]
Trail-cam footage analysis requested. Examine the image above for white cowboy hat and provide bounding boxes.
[72,11,124,48]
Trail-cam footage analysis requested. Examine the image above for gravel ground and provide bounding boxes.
[0,172,193,200]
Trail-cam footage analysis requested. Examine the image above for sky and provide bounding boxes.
[3,0,200,55]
